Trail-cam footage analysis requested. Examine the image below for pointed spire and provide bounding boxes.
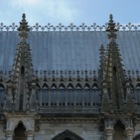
[5,14,35,111]
[18,13,30,42]
[101,14,126,112]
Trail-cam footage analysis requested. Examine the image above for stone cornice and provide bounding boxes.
[3,112,37,118]
[40,116,99,123]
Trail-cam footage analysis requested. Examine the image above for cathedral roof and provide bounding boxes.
[0,14,140,114]
[0,29,140,73]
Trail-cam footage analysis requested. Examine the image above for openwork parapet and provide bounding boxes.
[0,22,140,31]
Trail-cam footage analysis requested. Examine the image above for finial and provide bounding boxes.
[18,13,30,32]
[106,14,117,32]
[18,14,30,42]
[106,14,117,40]
[109,14,113,23]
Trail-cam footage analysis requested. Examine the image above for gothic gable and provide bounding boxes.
[52,130,84,140]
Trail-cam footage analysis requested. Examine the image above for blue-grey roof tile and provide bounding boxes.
[0,31,140,72]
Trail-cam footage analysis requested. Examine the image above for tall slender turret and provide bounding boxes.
[6,14,35,111]
[101,14,126,112]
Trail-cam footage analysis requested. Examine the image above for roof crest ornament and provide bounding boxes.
[106,14,117,42]
[18,13,30,32]
[18,13,30,42]
[0,22,140,31]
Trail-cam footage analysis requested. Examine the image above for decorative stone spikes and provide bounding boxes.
[99,44,105,65]
[18,13,30,42]
[125,81,134,113]
[99,44,105,79]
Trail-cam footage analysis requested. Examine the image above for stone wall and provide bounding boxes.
[34,121,103,140]
[0,123,6,140]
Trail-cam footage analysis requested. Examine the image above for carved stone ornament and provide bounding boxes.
[125,127,134,136]
[6,116,35,132]
[105,127,114,136]
[26,130,34,137]
[6,130,14,137]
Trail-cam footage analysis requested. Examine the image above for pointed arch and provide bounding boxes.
[13,121,26,140]
[19,66,25,111]
[0,83,5,107]
[0,76,3,82]
[13,123,26,140]
[111,119,128,128]
[21,66,25,75]
[42,83,49,89]
[51,83,57,89]
[92,83,98,89]
[67,83,74,90]
[84,83,90,89]
[36,83,40,89]
[59,83,65,90]
[75,83,82,89]
[13,121,27,140]
[0,83,4,89]
[52,130,84,140]
[136,83,140,89]
[113,120,126,140]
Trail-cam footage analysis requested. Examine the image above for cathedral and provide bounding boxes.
[0,14,140,140]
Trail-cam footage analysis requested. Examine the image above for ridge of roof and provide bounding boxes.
[0,22,140,31]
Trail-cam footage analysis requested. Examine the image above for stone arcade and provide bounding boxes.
[0,14,140,140]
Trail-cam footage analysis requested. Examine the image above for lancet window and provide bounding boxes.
[0,84,5,108]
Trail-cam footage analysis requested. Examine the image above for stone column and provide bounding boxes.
[105,127,114,140]
[126,128,134,140]
[6,131,14,140]
[26,130,34,140]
